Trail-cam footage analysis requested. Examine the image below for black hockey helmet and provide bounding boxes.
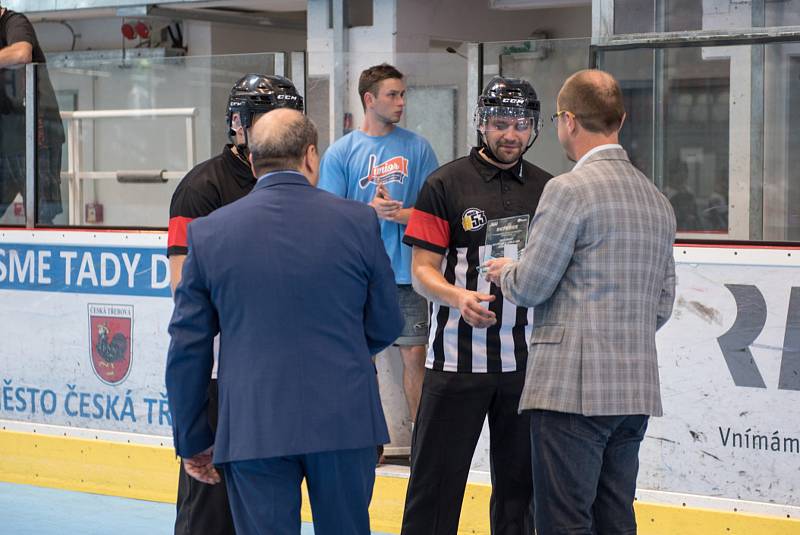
[226,73,304,135]
[474,76,542,158]
[477,76,541,115]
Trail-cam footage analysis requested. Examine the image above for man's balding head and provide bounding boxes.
[557,69,625,135]
[248,108,318,179]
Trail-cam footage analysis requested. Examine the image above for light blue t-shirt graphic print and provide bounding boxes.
[319,127,439,284]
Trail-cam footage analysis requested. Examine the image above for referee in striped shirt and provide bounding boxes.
[400,77,552,534]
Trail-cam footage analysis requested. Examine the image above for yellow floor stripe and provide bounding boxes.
[1,429,179,502]
[1,430,796,534]
[634,502,799,535]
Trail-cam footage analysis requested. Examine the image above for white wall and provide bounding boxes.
[396,0,590,53]
[34,17,305,55]
[209,23,306,55]
[35,18,129,52]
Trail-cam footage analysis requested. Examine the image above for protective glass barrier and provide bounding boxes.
[21,42,800,241]
[307,52,469,163]
[486,36,800,242]
[0,67,28,226]
[600,46,732,235]
[765,43,800,241]
[599,43,800,240]
[482,38,592,177]
[38,52,290,227]
[613,0,800,34]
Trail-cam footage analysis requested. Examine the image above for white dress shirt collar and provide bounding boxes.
[572,144,623,170]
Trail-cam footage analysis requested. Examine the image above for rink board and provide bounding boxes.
[0,230,798,532]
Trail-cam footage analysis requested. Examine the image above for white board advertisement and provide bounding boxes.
[0,230,173,437]
[0,230,413,448]
[1,232,798,509]
[639,249,800,506]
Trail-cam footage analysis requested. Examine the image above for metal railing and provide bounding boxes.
[59,107,197,225]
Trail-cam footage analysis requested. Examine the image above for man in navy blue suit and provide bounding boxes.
[166,108,403,535]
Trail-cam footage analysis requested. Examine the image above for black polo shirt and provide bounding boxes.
[404,147,552,373]
[168,145,256,256]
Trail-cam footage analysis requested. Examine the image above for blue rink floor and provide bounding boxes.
[0,482,393,534]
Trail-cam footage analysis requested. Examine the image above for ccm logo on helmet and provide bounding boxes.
[277,94,298,100]
[501,97,525,105]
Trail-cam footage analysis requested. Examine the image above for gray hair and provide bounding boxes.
[249,111,318,175]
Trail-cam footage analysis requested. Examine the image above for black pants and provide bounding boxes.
[530,411,648,535]
[0,147,63,224]
[401,369,534,535]
[175,379,236,535]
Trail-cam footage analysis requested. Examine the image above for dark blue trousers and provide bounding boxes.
[529,410,649,535]
[222,447,377,535]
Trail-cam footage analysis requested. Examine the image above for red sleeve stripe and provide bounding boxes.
[168,216,193,249]
[405,208,449,250]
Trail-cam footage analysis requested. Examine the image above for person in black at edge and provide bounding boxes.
[400,77,552,534]
[0,4,65,224]
[167,73,304,535]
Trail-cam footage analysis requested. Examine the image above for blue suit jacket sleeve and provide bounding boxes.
[364,211,404,354]
[165,224,219,458]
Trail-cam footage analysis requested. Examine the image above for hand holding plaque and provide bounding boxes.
[480,214,530,274]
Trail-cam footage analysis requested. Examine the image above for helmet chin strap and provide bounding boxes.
[236,128,251,164]
[477,131,503,165]
[229,117,251,165]
[520,131,539,157]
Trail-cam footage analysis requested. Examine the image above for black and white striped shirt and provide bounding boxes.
[404,148,552,373]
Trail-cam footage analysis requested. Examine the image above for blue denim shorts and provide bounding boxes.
[395,284,429,347]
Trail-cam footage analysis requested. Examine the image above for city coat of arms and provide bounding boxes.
[88,304,133,385]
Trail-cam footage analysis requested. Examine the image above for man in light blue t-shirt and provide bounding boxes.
[319,64,438,454]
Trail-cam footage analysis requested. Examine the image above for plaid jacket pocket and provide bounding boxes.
[532,324,564,344]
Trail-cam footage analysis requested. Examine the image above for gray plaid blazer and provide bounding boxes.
[500,147,676,417]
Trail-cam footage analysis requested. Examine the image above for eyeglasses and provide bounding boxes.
[550,110,573,124]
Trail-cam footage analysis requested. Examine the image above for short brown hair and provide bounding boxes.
[249,110,318,175]
[358,63,403,110]
[557,69,625,135]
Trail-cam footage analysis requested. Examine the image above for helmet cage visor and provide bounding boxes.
[475,106,542,143]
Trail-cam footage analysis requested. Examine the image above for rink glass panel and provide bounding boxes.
[35,53,282,228]
[0,68,28,226]
[613,0,800,34]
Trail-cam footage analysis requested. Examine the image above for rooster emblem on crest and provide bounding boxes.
[96,322,128,365]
